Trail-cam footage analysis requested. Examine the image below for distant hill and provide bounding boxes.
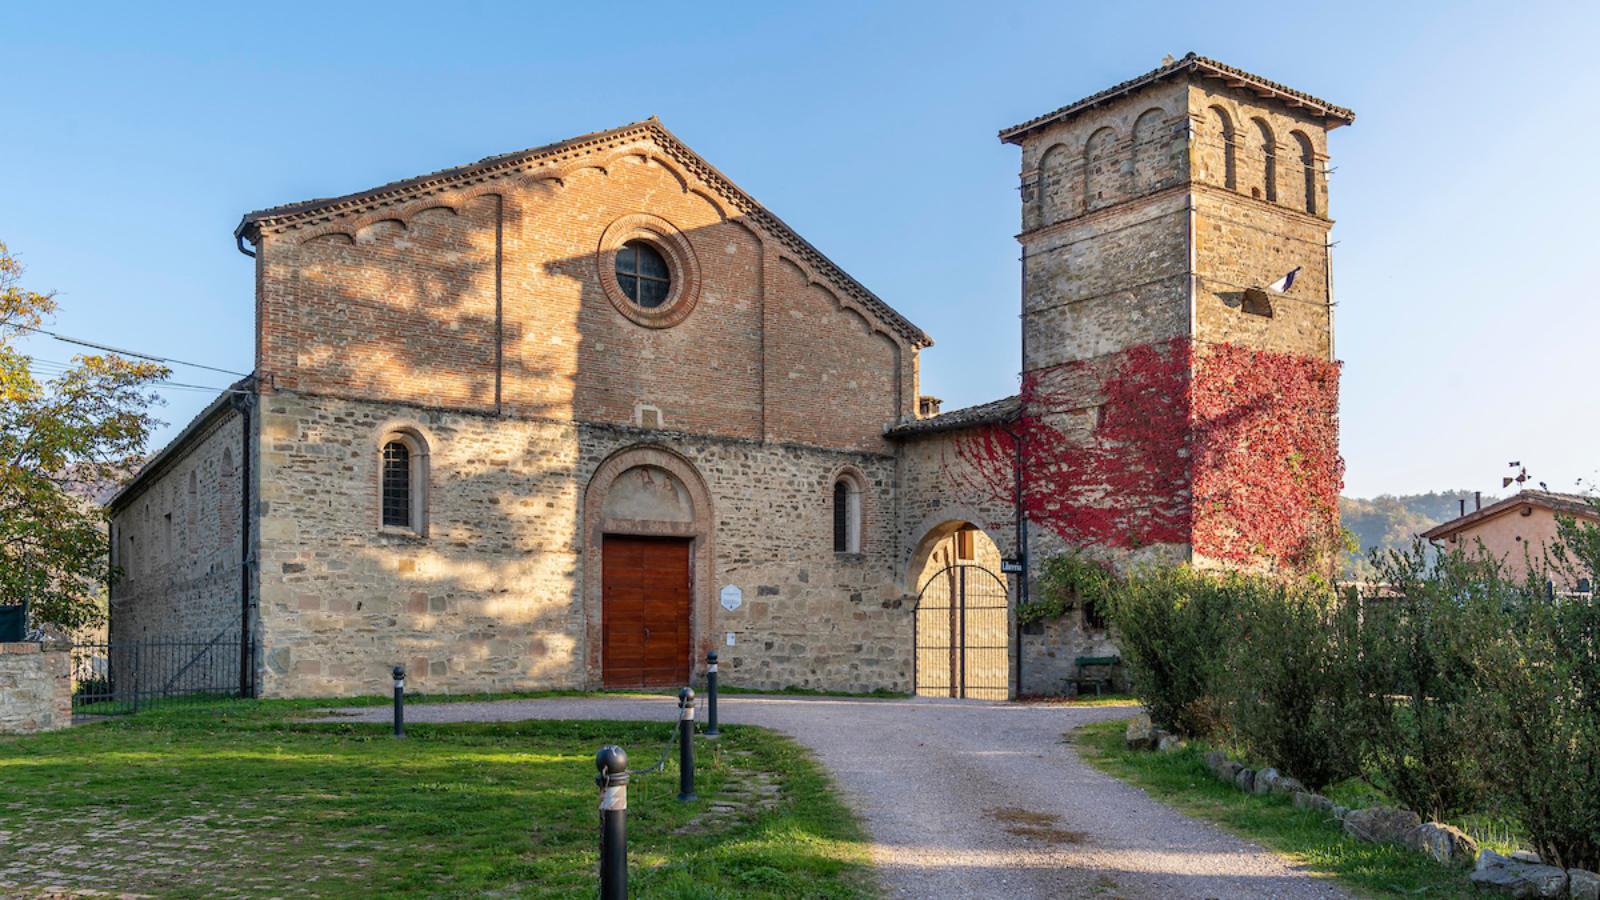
[1339,490,1493,579]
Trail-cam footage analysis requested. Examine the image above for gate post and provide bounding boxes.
[959,565,968,698]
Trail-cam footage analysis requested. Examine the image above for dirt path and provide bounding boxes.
[329,695,1349,899]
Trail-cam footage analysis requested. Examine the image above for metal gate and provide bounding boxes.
[914,564,1010,700]
[71,631,259,715]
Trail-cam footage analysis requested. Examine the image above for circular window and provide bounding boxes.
[597,214,702,329]
[615,240,671,309]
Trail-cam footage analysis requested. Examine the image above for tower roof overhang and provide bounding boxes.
[999,52,1355,145]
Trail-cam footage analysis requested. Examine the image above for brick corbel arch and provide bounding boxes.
[581,444,715,687]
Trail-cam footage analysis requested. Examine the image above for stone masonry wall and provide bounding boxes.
[255,392,909,697]
[0,642,71,734]
[999,66,1345,685]
[108,409,245,642]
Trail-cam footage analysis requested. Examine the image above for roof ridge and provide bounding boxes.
[999,52,1353,144]
[234,120,931,347]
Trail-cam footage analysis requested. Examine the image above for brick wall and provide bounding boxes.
[254,135,916,454]
[0,642,71,734]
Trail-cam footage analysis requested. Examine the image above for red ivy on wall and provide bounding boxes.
[945,339,1342,570]
[1190,342,1343,567]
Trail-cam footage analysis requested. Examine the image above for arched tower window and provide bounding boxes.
[832,475,862,554]
[1291,131,1317,214]
[1253,118,1277,203]
[1207,106,1236,190]
[379,429,429,535]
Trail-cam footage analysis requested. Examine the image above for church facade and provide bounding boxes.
[107,54,1352,699]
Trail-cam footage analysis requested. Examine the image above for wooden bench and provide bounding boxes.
[1072,655,1121,697]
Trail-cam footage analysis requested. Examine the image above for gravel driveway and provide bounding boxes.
[328,695,1348,899]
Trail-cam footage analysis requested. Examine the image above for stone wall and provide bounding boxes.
[0,642,71,734]
[108,407,246,642]
[255,391,910,698]
[1007,67,1342,575]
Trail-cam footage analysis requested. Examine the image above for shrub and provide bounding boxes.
[1105,565,1232,737]
[1351,541,1501,820]
[1470,514,1600,871]
[1218,577,1363,790]
[1023,553,1116,627]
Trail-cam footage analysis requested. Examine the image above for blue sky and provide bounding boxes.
[3,1,1595,499]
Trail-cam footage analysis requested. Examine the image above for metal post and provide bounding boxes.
[705,651,720,737]
[392,665,406,738]
[595,745,629,900]
[959,566,968,698]
[677,687,696,802]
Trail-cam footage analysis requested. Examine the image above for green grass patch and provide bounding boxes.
[1,699,876,898]
[1016,692,1140,708]
[1072,720,1474,899]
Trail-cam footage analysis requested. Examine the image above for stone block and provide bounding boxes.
[1124,713,1155,751]
[1343,807,1422,845]
[1404,822,1478,867]
[1568,868,1600,900]
[1234,768,1256,793]
[1470,850,1569,898]
[1253,767,1280,794]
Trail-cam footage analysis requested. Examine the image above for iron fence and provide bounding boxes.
[71,632,258,715]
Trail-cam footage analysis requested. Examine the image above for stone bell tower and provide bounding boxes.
[998,54,1354,570]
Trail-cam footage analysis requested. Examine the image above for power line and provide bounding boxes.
[23,359,248,396]
[11,323,250,378]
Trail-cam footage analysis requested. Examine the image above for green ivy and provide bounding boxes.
[1018,552,1118,626]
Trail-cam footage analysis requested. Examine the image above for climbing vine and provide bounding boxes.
[943,338,1342,571]
[1190,342,1343,567]
[1020,552,1119,626]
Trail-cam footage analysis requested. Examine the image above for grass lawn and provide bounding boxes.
[0,700,876,899]
[1072,720,1475,899]
[1016,692,1141,708]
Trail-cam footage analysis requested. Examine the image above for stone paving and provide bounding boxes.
[332,693,1354,899]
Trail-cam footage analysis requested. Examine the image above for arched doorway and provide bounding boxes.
[909,522,1011,700]
[582,446,715,689]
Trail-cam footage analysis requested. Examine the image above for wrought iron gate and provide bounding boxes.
[913,564,1009,700]
[70,631,259,715]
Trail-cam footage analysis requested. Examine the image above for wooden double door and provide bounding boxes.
[601,535,692,688]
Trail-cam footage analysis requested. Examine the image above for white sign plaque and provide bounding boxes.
[719,585,743,611]
[726,631,736,647]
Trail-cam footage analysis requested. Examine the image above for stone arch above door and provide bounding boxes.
[581,444,715,687]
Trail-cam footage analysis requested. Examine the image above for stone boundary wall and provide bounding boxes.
[0,642,71,734]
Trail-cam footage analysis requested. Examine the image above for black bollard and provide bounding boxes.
[704,651,720,738]
[595,745,629,900]
[677,687,697,802]
[392,665,406,738]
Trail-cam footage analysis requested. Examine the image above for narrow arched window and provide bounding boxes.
[1208,106,1236,190]
[1253,118,1277,203]
[1292,131,1317,214]
[379,430,429,534]
[832,477,861,554]
[382,441,412,528]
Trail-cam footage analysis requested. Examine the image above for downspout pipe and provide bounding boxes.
[231,383,255,697]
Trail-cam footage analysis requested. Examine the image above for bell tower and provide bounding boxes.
[999,54,1353,570]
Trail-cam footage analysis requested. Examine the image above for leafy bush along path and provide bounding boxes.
[1074,720,1476,899]
[0,703,874,898]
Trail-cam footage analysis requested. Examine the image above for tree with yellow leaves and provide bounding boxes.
[1,241,167,631]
